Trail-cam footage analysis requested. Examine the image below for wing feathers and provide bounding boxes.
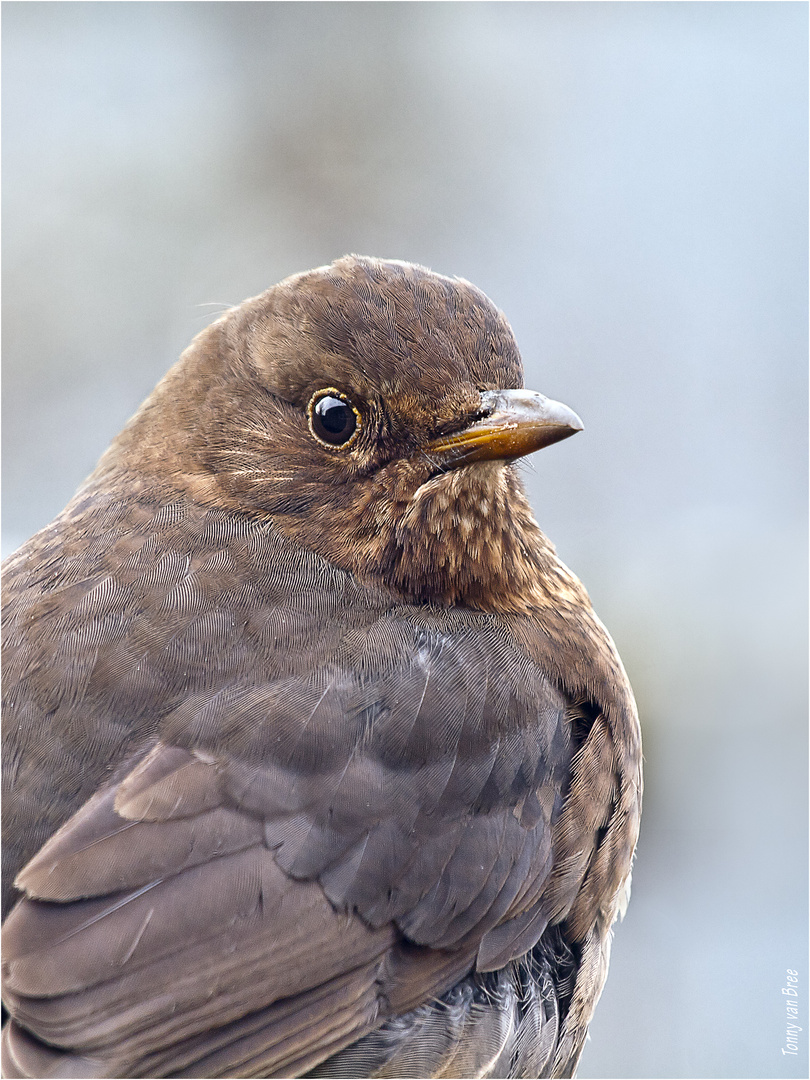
[15,783,262,903]
[2,621,595,1078]
[115,744,223,820]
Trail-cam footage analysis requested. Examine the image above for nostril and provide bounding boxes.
[469,406,493,424]
[475,389,503,420]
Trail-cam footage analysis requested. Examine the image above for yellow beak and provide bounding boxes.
[427,389,583,465]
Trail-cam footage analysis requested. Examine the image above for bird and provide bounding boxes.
[1,255,642,1079]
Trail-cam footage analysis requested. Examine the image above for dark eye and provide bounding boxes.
[307,388,361,448]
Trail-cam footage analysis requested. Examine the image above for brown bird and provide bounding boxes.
[1,255,641,1079]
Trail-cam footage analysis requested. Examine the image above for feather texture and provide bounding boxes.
[2,256,641,1078]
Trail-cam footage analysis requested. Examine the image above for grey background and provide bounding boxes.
[3,3,807,1078]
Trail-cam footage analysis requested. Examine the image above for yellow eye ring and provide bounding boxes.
[307,388,362,449]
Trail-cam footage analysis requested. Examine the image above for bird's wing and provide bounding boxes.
[2,624,574,1078]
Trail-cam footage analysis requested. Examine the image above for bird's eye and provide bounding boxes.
[307,389,361,448]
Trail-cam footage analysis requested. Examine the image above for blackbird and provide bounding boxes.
[1,255,642,1079]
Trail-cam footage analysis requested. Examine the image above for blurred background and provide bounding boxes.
[3,3,807,1077]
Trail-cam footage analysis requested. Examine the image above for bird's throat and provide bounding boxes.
[382,462,587,613]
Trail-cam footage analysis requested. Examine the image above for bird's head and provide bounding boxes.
[103,255,584,611]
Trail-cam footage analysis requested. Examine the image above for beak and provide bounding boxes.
[427,388,584,466]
